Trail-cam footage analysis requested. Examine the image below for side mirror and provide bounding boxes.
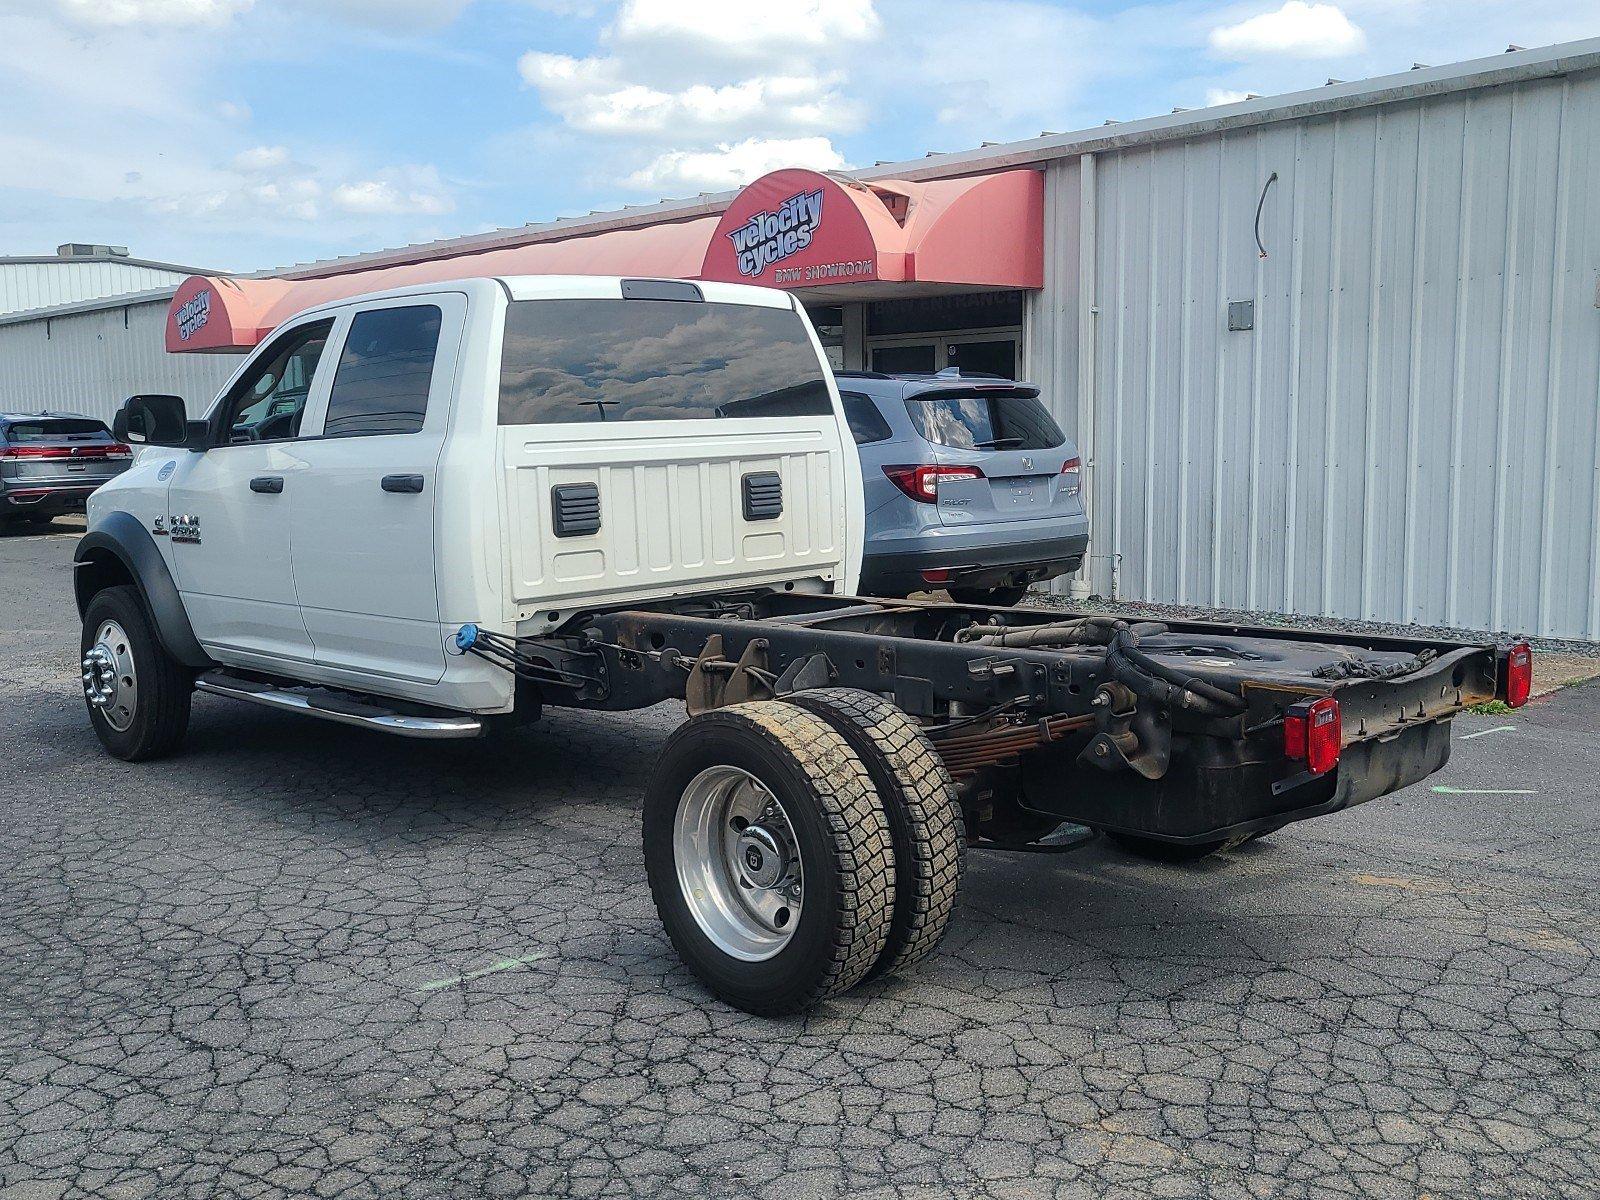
[114,394,191,448]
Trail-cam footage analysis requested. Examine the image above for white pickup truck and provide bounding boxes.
[76,274,1532,1015]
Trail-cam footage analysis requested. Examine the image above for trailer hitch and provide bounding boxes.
[1079,682,1171,780]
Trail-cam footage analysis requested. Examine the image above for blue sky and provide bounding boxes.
[2,0,1598,273]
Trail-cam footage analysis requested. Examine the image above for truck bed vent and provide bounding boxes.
[741,471,783,521]
[551,483,601,537]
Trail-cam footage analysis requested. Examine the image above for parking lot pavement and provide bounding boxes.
[2,530,1597,1200]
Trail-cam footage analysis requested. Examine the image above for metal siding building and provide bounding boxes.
[5,39,1599,638]
[0,254,206,317]
[1030,64,1600,639]
[0,295,243,425]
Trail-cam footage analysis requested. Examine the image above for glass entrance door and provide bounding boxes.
[869,331,1018,378]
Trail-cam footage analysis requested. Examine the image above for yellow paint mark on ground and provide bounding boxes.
[1352,873,1458,894]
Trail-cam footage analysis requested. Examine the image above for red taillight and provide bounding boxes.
[1060,456,1082,496]
[920,568,951,584]
[0,443,128,459]
[1284,696,1341,776]
[1502,642,1533,708]
[882,464,985,503]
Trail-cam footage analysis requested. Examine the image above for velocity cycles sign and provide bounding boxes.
[725,188,824,280]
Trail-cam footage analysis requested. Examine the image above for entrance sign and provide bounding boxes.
[702,168,902,288]
[727,188,825,278]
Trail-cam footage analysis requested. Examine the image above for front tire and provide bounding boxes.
[789,689,964,980]
[643,701,896,1016]
[81,585,192,761]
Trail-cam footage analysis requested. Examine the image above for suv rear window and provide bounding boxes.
[6,419,108,442]
[903,390,1064,452]
[499,299,831,425]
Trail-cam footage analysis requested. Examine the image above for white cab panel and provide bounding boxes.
[502,417,848,611]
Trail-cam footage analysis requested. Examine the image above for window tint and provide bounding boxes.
[324,305,442,437]
[221,320,333,444]
[499,299,831,425]
[839,392,893,445]
[6,419,108,442]
[904,390,1065,452]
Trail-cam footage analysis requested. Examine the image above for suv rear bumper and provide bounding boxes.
[1,484,99,514]
[860,529,1089,596]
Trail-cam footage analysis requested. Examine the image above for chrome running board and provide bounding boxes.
[195,671,483,739]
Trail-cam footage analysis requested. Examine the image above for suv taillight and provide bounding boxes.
[1061,456,1082,496]
[1284,696,1341,776]
[1502,642,1533,708]
[0,445,63,458]
[883,464,985,503]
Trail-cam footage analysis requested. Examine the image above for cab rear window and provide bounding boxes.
[903,390,1065,452]
[6,419,108,442]
[498,299,831,425]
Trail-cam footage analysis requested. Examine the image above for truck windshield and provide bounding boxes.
[498,299,831,424]
[903,390,1065,452]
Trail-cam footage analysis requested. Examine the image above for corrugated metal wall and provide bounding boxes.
[1045,68,1600,640]
[0,262,191,316]
[0,300,242,425]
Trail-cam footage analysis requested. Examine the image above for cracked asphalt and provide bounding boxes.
[2,522,1597,1199]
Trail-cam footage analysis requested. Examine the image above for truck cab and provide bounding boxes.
[83,275,862,717]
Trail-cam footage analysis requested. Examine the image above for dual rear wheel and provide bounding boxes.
[644,692,965,1016]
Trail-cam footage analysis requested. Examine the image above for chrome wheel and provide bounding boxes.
[82,618,137,732]
[673,765,803,961]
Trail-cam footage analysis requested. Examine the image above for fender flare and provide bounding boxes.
[74,511,213,669]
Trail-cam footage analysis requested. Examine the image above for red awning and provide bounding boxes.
[166,168,1042,353]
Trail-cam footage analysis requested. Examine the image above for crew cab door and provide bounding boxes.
[166,315,335,664]
[288,294,463,684]
[497,280,859,615]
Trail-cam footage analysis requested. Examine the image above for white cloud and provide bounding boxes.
[626,136,848,193]
[51,0,254,28]
[232,144,291,172]
[1205,87,1253,106]
[1210,2,1366,60]
[611,0,880,62]
[519,53,856,138]
[331,169,454,216]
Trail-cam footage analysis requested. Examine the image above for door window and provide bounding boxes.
[323,305,443,437]
[218,320,334,444]
[871,344,937,374]
[838,391,894,445]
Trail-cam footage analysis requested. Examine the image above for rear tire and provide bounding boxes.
[80,585,192,761]
[949,584,1029,607]
[789,688,964,980]
[643,701,896,1016]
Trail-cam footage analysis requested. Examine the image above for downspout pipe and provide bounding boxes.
[1070,151,1097,601]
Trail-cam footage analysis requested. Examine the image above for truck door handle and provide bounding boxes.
[381,474,425,494]
[249,476,284,494]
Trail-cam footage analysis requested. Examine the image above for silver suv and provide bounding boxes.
[0,412,131,526]
[838,371,1089,605]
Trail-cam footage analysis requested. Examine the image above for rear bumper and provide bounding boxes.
[1,484,99,513]
[860,528,1090,596]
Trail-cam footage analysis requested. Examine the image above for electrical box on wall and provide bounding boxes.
[1228,300,1255,331]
